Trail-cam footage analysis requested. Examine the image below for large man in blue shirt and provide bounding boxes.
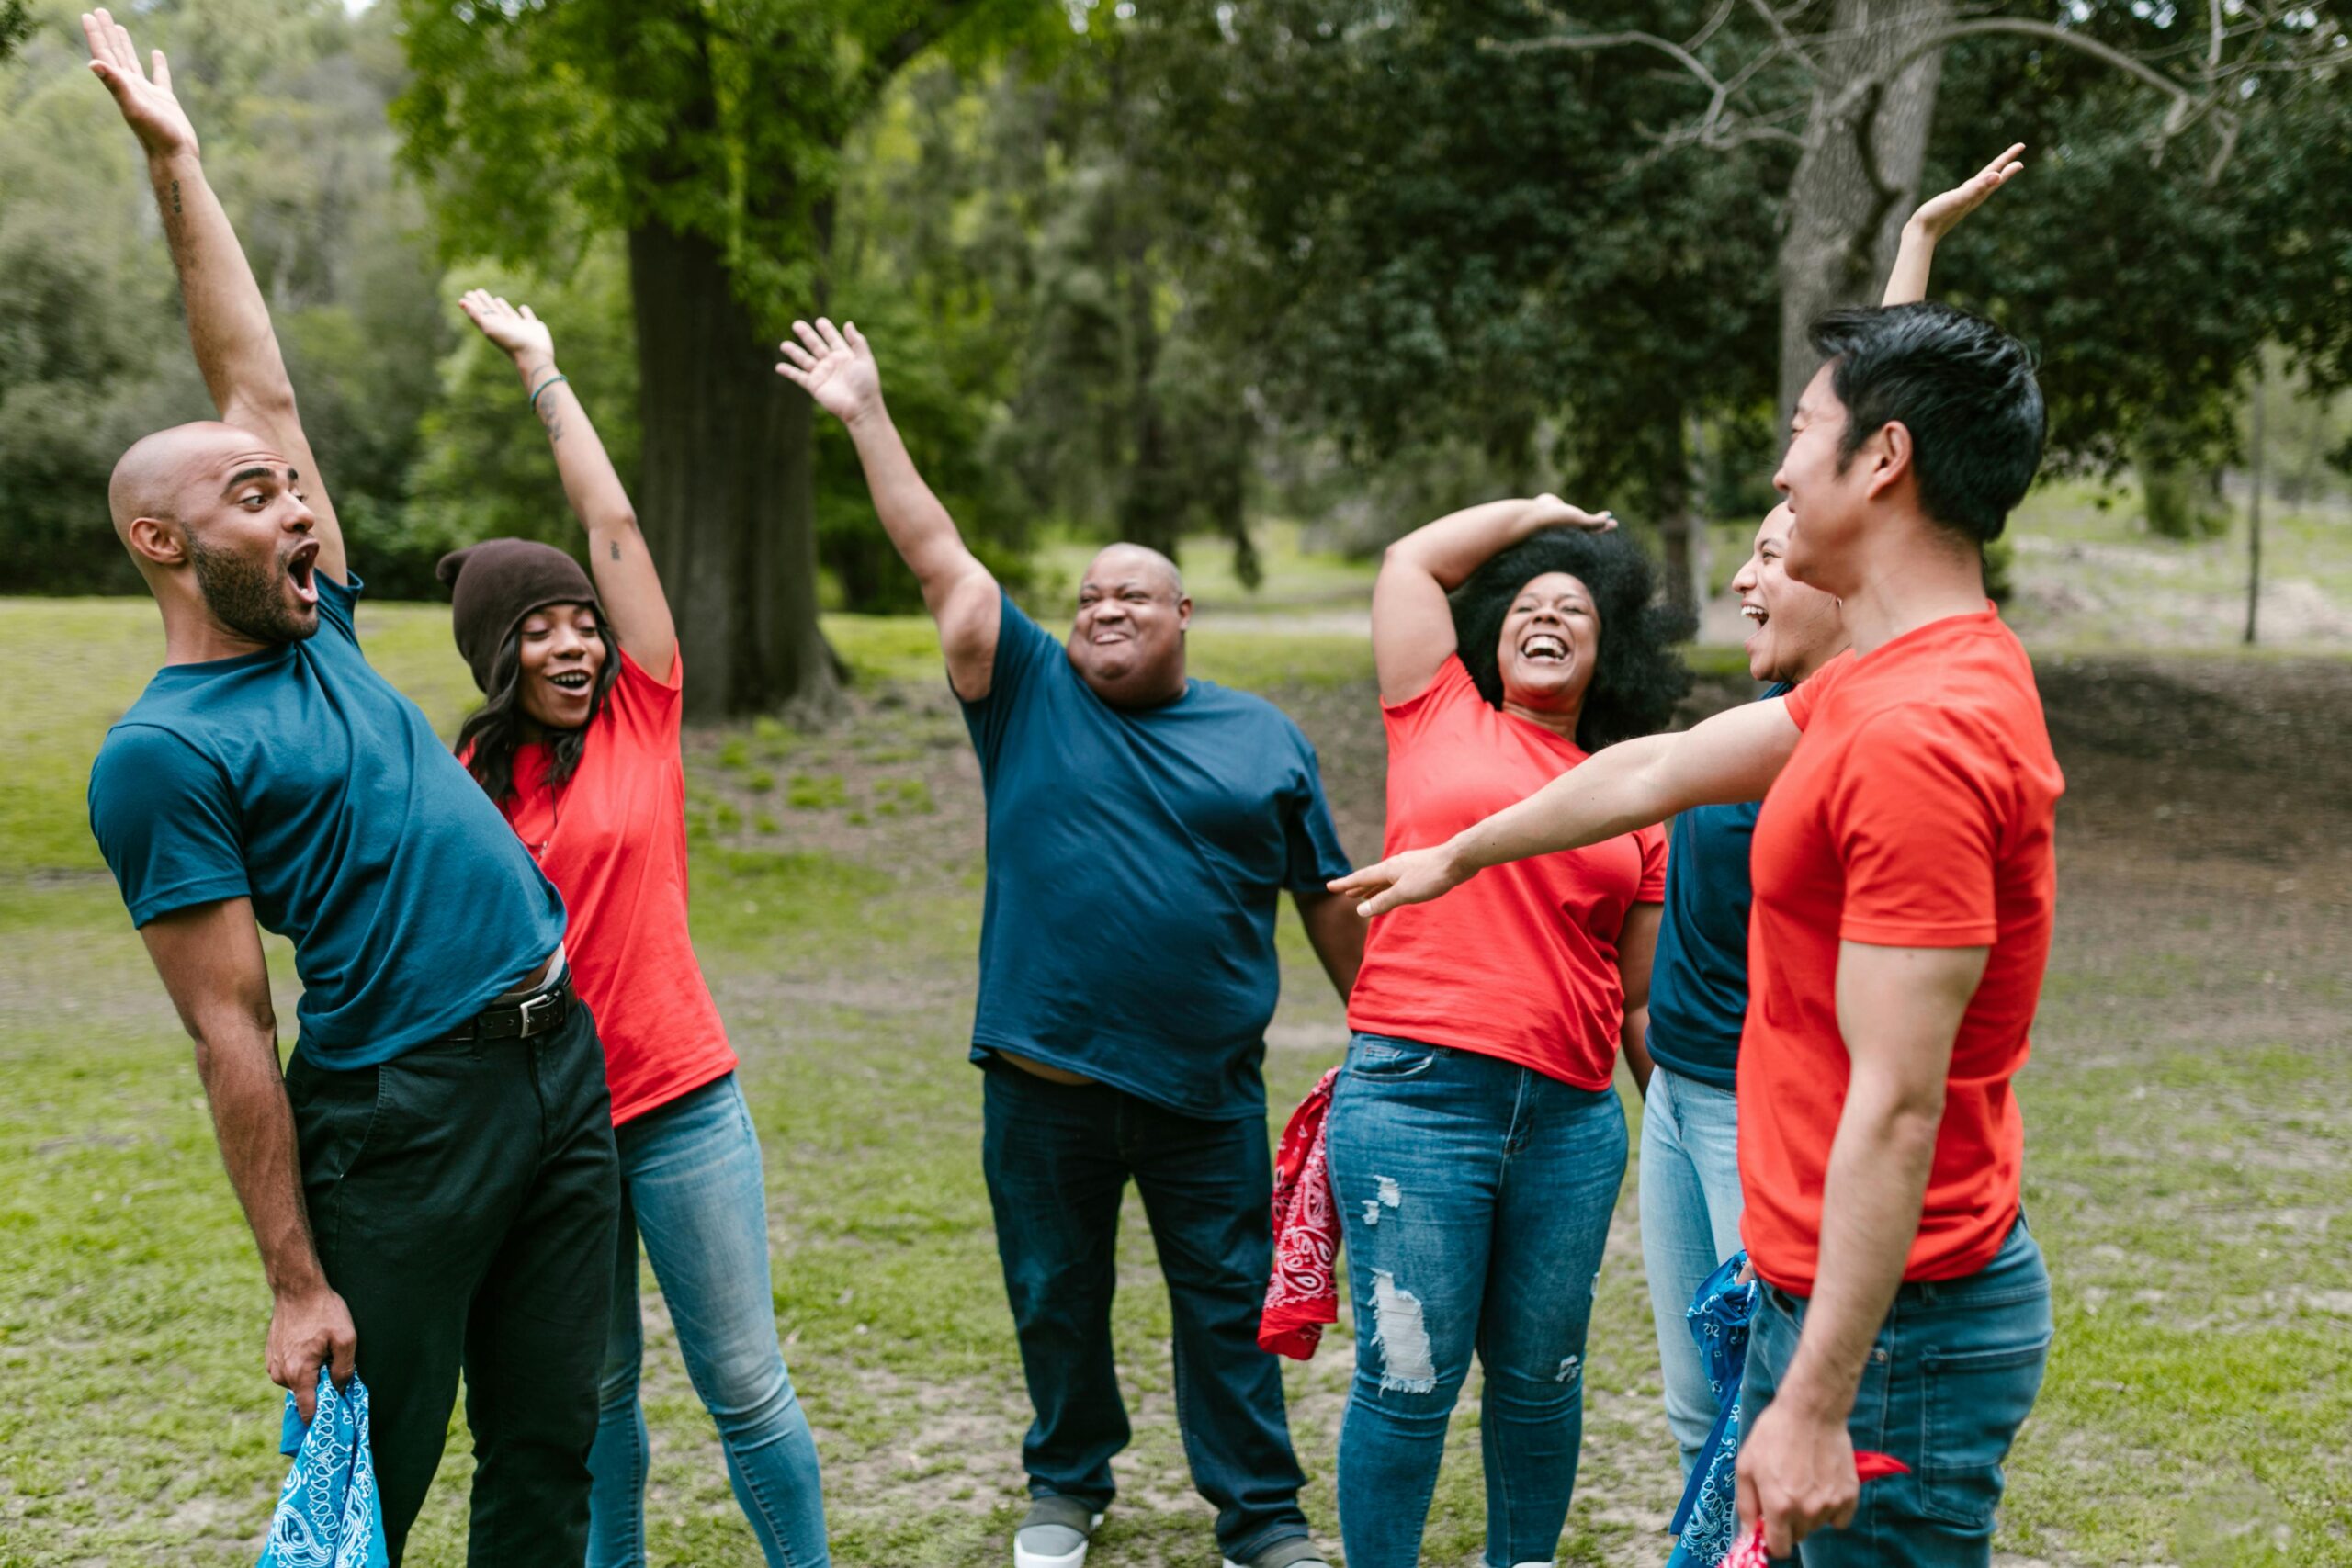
[781,317,1364,1568]
[78,17,616,1563]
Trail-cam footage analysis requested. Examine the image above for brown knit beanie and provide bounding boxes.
[435,539,601,694]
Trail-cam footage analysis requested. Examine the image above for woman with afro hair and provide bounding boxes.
[1323,495,1691,1568]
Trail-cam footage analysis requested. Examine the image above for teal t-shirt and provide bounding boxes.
[960,593,1351,1120]
[87,573,566,1067]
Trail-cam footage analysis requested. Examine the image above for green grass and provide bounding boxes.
[3,581,2348,1565]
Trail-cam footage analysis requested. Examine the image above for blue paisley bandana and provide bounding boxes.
[1666,1251,1758,1568]
[257,1370,389,1568]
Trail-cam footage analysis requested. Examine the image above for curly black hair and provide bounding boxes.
[454,617,623,806]
[1449,528,1695,750]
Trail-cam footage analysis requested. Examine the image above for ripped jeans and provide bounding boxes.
[1327,1034,1628,1568]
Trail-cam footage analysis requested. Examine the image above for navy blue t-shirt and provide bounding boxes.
[960,593,1351,1120]
[1645,682,1792,1090]
[87,572,567,1068]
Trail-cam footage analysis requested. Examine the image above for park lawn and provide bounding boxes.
[2,595,2349,1565]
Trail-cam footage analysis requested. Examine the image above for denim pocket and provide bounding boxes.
[1918,1332,2051,1529]
[1348,1036,1439,1080]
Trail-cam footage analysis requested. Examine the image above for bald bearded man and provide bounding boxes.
[77,15,618,1563]
[782,319,1363,1568]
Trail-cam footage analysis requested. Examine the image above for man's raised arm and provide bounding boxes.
[777,317,1001,698]
[1329,696,1804,917]
[84,8,345,581]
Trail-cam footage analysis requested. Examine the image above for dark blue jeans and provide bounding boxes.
[1741,1216,2052,1566]
[1326,1034,1628,1568]
[979,1061,1309,1561]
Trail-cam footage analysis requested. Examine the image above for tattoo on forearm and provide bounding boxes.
[610,541,621,561]
[540,407,566,444]
[170,178,183,216]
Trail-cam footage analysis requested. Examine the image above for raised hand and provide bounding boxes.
[1527,494,1618,534]
[776,317,883,426]
[1327,842,1474,919]
[83,8,197,161]
[1908,142,2026,242]
[460,289,557,376]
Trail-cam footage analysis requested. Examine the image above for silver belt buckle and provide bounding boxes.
[518,990,560,1037]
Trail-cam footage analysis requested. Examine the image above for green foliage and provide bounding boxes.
[0,0,446,593]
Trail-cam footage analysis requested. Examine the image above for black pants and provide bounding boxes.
[979,1061,1310,1561]
[286,1003,622,1566]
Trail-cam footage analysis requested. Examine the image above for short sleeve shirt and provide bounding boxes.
[1645,682,1792,1091]
[1739,609,2064,1294]
[87,573,567,1067]
[498,649,736,1126]
[960,592,1351,1120]
[1346,655,1667,1090]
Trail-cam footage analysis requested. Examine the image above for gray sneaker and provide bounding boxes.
[1221,1539,1333,1568]
[1013,1495,1104,1568]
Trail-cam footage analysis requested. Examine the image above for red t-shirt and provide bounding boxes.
[1347,656,1667,1090]
[1739,608,2064,1295]
[501,650,737,1125]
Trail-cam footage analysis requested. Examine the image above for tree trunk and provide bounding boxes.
[1777,0,1956,426]
[1652,415,1702,627]
[2245,356,2267,645]
[628,220,839,719]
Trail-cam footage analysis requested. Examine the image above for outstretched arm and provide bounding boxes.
[777,317,1001,699]
[1881,142,2026,308]
[140,898,356,1427]
[460,291,678,682]
[83,8,346,582]
[1329,695,1804,917]
[1372,496,1615,704]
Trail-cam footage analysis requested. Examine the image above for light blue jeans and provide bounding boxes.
[585,1074,830,1567]
[1327,1034,1628,1568]
[1637,1065,1746,1473]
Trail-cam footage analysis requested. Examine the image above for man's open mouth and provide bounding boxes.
[286,541,321,607]
[1741,601,1769,630]
[1519,632,1568,664]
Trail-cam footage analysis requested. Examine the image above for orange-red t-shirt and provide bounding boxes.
[1739,608,2064,1295]
[1346,656,1667,1089]
[502,650,736,1125]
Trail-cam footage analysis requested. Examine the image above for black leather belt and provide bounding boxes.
[438,972,576,1043]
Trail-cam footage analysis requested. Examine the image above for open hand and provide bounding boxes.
[460,289,557,371]
[1908,142,2026,242]
[83,8,197,161]
[1328,842,1472,918]
[1528,494,1616,533]
[776,317,883,425]
[268,1282,358,1427]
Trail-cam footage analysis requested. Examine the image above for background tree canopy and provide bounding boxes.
[0,0,2345,664]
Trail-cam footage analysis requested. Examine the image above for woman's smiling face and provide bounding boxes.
[515,602,605,731]
[1494,570,1600,716]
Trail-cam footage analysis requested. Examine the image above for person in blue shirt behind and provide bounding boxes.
[780,317,1364,1568]
[1639,500,1846,1476]
[78,15,617,1564]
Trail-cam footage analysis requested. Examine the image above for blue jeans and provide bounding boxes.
[1327,1034,1628,1568]
[586,1075,830,1567]
[979,1061,1309,1562]
[1740,1216,2052,1566]
[1638,1066,1746,1473]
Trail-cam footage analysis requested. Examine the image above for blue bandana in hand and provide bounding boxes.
[257,1369,388,1568]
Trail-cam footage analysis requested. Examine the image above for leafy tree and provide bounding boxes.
[394,0,1047,716]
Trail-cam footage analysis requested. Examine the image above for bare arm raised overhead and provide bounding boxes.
[460,290,679,681]
[83,8,347,584]
[777,318,1001,698]
[1880,142,2027,308]
[1371,494,1617,704]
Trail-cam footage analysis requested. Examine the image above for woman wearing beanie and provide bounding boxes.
[438,290,830,1568]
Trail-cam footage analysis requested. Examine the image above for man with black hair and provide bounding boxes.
[79,14,618,1562]
[1334,254,2063,1563]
